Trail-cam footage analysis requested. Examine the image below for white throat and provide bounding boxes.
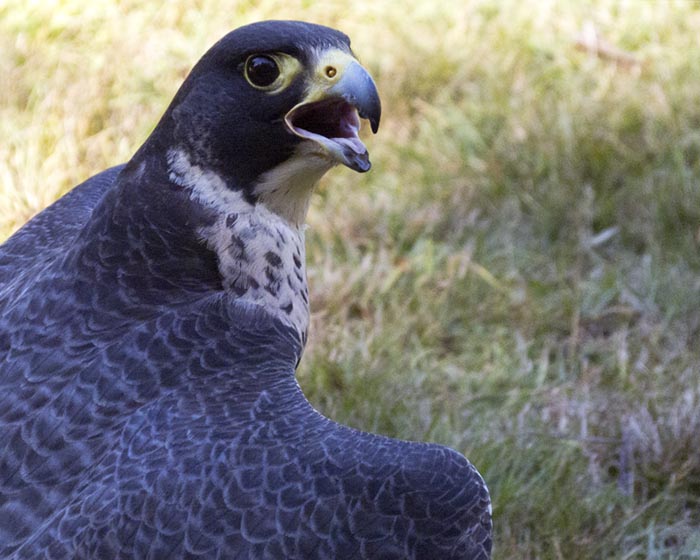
[253,141,335,227]
[166,146,332,343]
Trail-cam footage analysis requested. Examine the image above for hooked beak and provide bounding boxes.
[285,51,381,173]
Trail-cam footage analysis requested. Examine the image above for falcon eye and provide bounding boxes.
[245,55,280,89]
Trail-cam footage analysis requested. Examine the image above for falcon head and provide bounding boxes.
[143,20,381,225]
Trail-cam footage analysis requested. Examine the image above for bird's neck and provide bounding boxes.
[166,148,312,344]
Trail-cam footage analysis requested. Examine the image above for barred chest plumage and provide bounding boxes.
[204,209,309,344]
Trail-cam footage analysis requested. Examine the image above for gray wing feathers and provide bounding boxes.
[1,293,490,558]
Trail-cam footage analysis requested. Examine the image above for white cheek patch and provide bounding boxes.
[167,148,252,213]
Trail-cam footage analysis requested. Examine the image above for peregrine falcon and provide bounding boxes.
[0,20,492,559]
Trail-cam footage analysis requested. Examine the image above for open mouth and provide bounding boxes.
[285,98,371,173]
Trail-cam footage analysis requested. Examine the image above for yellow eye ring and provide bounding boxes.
[242,53,303,93]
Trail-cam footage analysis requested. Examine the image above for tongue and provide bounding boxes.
[330,112,371,172]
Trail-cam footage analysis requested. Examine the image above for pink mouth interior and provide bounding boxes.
[287,99,366,154]
[289,99,359,138]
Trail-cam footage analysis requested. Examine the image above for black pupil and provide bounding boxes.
[247,56,279,87]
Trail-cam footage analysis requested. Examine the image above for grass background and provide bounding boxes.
[2,0,700,557]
